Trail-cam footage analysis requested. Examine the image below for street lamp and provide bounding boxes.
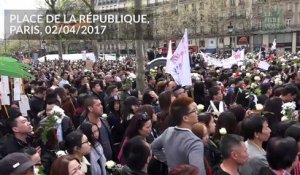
[228,22,234,49]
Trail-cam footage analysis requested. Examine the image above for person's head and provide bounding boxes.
[61,72,69,80]
[55,87,68,101]
[142,91,156,105]
[166,81,176,91]
[241,116,271,142]
[158,90,174,113]
[69,86,78,98]
[172,85,188,98]
[64,130,91,157]
[280,84,299,102]
[198,113,216,134]
[136,104,157,123]
[50,77,59,86]
[123,96,140,115]
[34,86,47,99]
[104,74,114,85]
[122,136,152,172]
[217,111,237,135]
[229,104,246,123]
[266,137,298,171]
[106,85,118,97]
[220,134,248,166]
[63,84,71,95]
[155,80,167,95]
[192,123,209,143]
[84,95,103,116]
[260,83,272,96]
[125,113,152,139]
[285,123,300,151]
[90,80,103,93]
[209,86,223,101]
[7,108,32,136]
[50,155,84,175]
[107,96,121,113]
[80,121,100,146]
[169,96,198,127]
[147,75,156,86]
[80,76,88,85]
[264,97,283,125]
[0,152,35,175]
[21,147,41,165]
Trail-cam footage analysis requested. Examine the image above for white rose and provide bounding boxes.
[281,116,288,121]
[246,73,251,77]
[216,70,220,73]
[102,113,108,118]
[106,161,116,169]
[254,76,261,81]
[219,128,227,135]
[238,72,242,75]
[255,104,264,111]
[282,63,286,66]
[197,104,205,112]
[250,83,257,89]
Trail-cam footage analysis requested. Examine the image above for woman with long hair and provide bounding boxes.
[80,121,106,175]
[51,155,85,175]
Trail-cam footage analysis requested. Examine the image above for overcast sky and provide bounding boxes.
[0,0,42,39]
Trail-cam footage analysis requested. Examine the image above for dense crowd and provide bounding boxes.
[1,50,300,175]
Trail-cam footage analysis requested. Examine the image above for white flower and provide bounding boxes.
[150,69,155,72]
[256,70,260,74]
[282,63,286,66]
[213,111,220,117]
[255,104,264,111]
[197,104,205,112]
[250,83,257,89]
[219,128,227,135]
[260,72,266,77]
[55,150,66,157]
[281,116,288,121]
[241,66,246,71]
[154,66,157,70]
[254,76,261,81]
[238,72,242,75]
[246,73,251,77]
[102,113,108,119]
[216,70,220,73]
[106,161,116,169]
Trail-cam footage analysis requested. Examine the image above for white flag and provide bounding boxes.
[271,39,276,50]
[165,29,192,86]
[165,40,173,74]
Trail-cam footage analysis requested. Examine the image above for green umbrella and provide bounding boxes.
[0,57,34,79]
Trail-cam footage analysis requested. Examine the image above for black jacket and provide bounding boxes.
[0,134,32,159]
[121,165,148,175]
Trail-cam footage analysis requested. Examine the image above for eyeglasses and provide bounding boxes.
[81,140,90,145]
[186,108,197,115]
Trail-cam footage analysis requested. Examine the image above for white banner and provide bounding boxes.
[166,29,192,86]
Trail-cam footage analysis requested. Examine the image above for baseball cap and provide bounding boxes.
[0,152,34,175]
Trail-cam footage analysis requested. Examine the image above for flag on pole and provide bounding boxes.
[165,29,192,86]
[271,39,276,51]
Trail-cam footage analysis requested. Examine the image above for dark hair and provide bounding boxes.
[272,120,297,138]
[169,96,194,126]
[34,86,47,94]
[264,97,283,130]
[90,80,104,90]
[55,87,67,101]
[241,116,267,140]
[229,104,246,123]
[80,121,99,146]
[142,91,155,105]
[158,91,172,113]
[285,123,300,142]
[136,105,154,119]
[155,81,167,95]
[198,113,213,127]
[45,92,60,106]
[124,113,151,139]
[50,155,80,175]
[63,130,83,154]
[106,85,117,96]
[193,81,206,105]
[266,137,298,170]
[122,96,139,122]
[69,86,78,94]
[260,83,271,95]
[209,86,220,100]
[84,95,100,111]
[217,111,237,136]
[122,136,151,172]
[6,107,22,130]
[281,84,299,96]
[220,134,244,159]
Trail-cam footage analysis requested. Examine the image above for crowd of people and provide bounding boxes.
[0,50,300,175]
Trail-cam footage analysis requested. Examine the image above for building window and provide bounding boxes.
[199,40,205,47]
[286,19,292,26]
[230,0,235,6]
[219,38,224,44]
[288,3,292,11]
[188,40,192,45]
